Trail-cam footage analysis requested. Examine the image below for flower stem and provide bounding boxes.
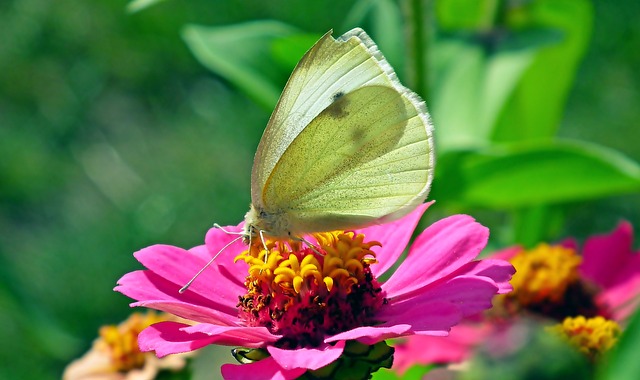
[405,0,430,101]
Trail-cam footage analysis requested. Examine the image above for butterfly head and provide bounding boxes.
[243,204,293,245]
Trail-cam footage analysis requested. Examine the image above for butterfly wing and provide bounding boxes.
[251,28,434,234]
[262,84,433,233]
[252,28,409,202]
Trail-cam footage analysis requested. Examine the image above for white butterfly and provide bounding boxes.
[243,28,434,242]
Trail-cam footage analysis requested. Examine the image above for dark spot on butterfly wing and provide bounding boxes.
[350,127,366,142]
[326,92,349,119]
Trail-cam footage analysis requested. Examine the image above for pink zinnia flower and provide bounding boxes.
[577,222,640,321]
[116,203,514,379]
[393,221,640,372]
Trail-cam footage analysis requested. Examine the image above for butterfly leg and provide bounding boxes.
[296,235,323,257]
[259,229,270,263]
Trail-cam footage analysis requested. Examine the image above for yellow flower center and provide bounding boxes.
[548,316,620,360]
[236,231,379,295]
[234,231,384,348]
[97,312,165,371]
[490,243,604,320]
[509,243,582,305]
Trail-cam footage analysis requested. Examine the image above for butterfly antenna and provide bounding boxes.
[179,235,243,293]
[214,223,243,235]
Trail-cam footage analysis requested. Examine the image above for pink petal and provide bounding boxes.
[138,321,217,357]
[597,275,640,321]
[488,245,522,261]
[422,276,499,313]
[356,202,432,277]
[132,299,239,326]
[381,276,501,331]
[182,324,279,348]
[378,300,462,334]
[116,270,238,323]
[221,356,306,380]
[559,238,578,251]
[393,324,491,372]
[134,243,247,307]
[580,221,638,288]
[325,324,415,345]
[448,259,515,294]
[267,341,346,370]
[204,224,247,266]
[382,215,489,298]
[326,302,463,345]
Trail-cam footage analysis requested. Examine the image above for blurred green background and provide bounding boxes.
[1,0,639,378]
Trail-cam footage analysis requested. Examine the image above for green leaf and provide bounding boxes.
[126,0,168,13]
[491,0,593,142]
[430,36,539,150]
[431,0,592,150]
[432,140,640,208]
[512,204,566,247]
[271,34,322,70]
[342,0,406,77]
[436,0,501,30]
[181,21,303,110]
[597,307,640,380]
[371,365,433,379]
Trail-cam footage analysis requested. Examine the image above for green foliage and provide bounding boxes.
[432,140,640,208]
[430,34,544,149]
[341,0,406,75]
[182,21,306,110]
[461,322,592,380]
[490,0,593,143]
[371,364,433,380]
[434,0,593,145]
[127,0,169,13]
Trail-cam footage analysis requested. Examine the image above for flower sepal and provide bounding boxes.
[302,340,394,379]
[230,340,394,379]
[232,347,270,364]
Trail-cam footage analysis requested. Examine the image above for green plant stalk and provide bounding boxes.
[405,0,429,101]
